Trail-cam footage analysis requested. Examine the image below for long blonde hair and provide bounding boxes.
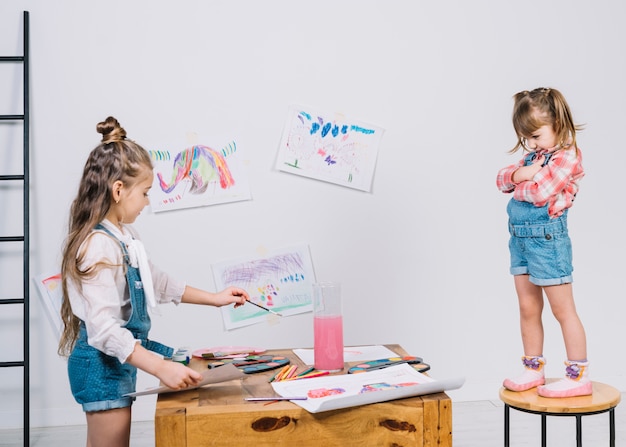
[58,116,153,356]
[510,87,583,153]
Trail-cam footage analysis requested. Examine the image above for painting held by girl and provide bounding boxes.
[496,88,590,398]
[59,116,249,446]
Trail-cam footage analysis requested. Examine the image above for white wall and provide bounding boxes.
[1,0,625,429]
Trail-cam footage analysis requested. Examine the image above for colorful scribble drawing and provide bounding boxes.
[360,382,419,394]
[257,283,279,307]
[213,245,315,330]
[275,105,385,192]
[156,145,235,194]
[307,388,346,399]
[149,140,250,212]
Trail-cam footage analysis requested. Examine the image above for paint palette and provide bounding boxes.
[347,356,430,374]
[207,355,290,374]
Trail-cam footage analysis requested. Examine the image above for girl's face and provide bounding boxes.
[521,125,559,152]
[124,172,153,223]
[108,169,154,228]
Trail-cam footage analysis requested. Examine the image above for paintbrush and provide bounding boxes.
[246,299,283,317]
[201,349,260,359]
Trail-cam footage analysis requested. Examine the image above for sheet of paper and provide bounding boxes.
[275,105,385,192]
[214,244,315,330]
[125,363,244,397]
[33,272,63,339]
[292,345,398,365]
[272,363,464,413]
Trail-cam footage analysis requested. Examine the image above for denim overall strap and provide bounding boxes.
[93,224,174,358]
[524,150,553,167]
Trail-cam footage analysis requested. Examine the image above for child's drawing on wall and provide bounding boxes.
[275,105,384,192]
[213,244,315,329]
[150,139,250,212]
[34,272,64,339]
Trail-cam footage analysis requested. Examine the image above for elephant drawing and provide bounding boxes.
[156,145,235,194]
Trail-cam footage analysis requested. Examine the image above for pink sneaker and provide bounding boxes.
[538,360,592,398]
[503,356,546,392]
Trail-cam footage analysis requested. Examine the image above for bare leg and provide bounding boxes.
[502,275,547,391]
[86,406,132,447]
[513,275,545,356]
[544,282,587,360]
[536,283,591,397]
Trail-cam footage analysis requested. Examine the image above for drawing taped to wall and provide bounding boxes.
[34,272,63,340]
[213,244,315,330]
[275,105,385,192]
[149,139,251,212]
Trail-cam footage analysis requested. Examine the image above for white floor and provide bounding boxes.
[1,396,624,446]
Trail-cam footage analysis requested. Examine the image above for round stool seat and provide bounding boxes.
[500,380,621,447]
[500,380,621,413]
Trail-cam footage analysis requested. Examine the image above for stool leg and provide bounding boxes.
[541,414,547,447]
[610,408,615,447]
[576,415,582,447]
[504,404,510,447]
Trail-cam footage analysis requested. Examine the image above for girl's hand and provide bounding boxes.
[156,360,203,390]
[215,286,250,308]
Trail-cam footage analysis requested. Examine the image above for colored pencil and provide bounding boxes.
[296,366,315,377]
[298,370,331,379]
[274,365,292,382]
[285,365,299,379]
[283,370,330,381]
[269,365,289,383]
[279,365,295,381]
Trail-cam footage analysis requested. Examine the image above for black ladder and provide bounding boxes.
[0,10,30,446]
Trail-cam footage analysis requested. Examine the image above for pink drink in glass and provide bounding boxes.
[314,315,344,372]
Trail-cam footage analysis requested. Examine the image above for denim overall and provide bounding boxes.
[67,224,174,412]
[507,151,573,286]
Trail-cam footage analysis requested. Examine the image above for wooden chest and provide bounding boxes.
[155,344,452,447]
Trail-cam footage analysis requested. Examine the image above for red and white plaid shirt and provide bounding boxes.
[496,147,584,218]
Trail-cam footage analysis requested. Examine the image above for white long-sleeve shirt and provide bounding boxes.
[67,219,186,363]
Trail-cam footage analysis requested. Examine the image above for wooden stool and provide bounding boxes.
[499,380,621,447]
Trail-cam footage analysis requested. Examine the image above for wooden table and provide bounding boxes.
[155,344,452,447]
[500,380,621,447]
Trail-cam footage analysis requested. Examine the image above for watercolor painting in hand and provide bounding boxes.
[275,105,384,192]
[149,139,251,212]
[213,244,315,329]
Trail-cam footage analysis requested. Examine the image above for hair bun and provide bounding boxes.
[97,116,127,144]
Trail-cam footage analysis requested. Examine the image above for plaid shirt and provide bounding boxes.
[496,147,584,218]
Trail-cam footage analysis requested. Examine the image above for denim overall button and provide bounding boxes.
[545,234,552,240]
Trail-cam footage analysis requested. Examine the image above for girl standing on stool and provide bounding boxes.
[496,88,590,398]
[59,116,249,446]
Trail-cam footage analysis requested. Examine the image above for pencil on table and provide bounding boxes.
[284,370,330,381]
[285,365,299,380]
[301,371,330,378]
[269,365,289,383]
[279,365,295,381]
[296,366,315,377]
[275,365,292,382]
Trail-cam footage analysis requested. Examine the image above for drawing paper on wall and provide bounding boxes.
[149,138,251,212]
[213,244,315,330]
[275,105,384,192]
[34,272,63,339]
